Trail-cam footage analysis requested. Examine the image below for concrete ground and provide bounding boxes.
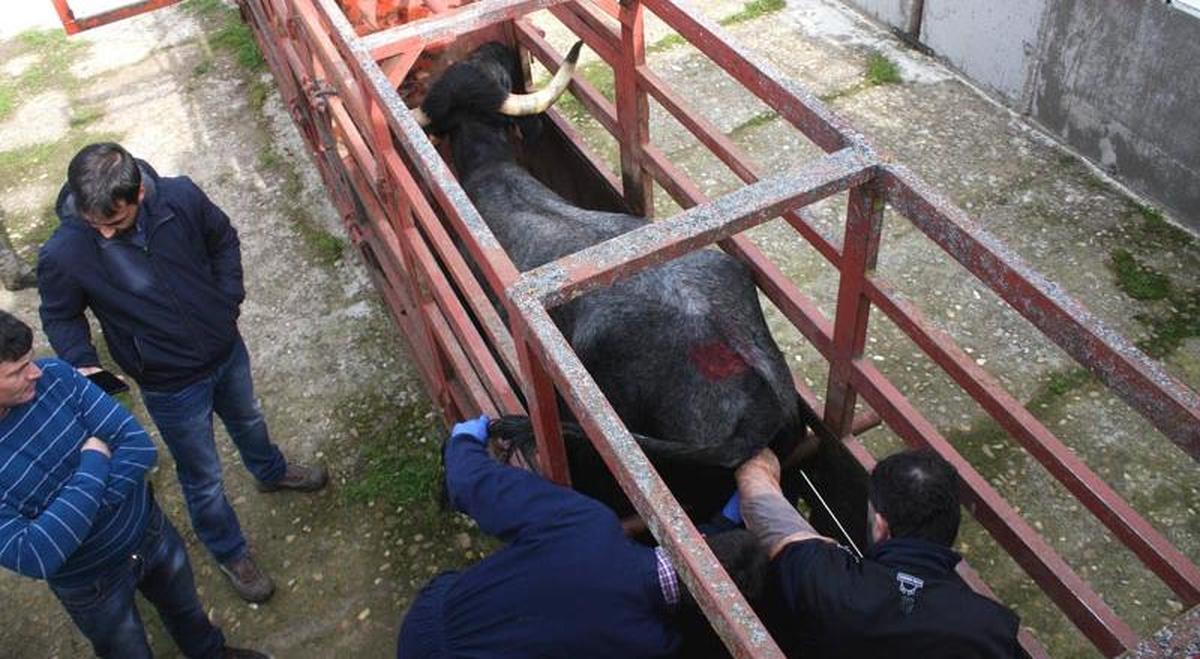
[0,0,1197,657]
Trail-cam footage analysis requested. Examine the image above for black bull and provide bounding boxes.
[422,42,809,519]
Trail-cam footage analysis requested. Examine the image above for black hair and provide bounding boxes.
[0,309,33,363]
[677,528,768,611]
[421,42,519,135]
[868,448,961,546]
[67,142,141,220]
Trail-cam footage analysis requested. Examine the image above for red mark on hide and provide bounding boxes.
[689,341,749,381]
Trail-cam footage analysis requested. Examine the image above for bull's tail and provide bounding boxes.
[714,315,798,421]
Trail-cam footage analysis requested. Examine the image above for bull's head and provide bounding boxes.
[413,41,584,130]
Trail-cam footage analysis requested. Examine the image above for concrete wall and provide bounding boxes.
[920,0,1045,102]
[837,0,913,29]
[839,0,1200,231]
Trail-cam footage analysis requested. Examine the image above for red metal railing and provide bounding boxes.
[50,0,183,34]
[219,0,1200,655]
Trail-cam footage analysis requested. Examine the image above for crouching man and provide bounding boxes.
[0,310,263,659]
[397,415,766,658]
[735,446,1024,658]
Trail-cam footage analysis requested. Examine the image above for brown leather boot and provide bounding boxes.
[256,463,329,493]
[219,553,275,603]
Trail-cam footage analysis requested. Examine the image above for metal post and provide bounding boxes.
[615,0,653,216]
[824,179,885,436]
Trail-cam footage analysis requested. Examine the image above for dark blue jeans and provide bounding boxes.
[50,502,225,659]
[142,338,287,563]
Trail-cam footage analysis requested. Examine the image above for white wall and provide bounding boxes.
[920,0,1047,103]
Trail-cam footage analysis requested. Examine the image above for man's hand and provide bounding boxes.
[451,415,490,445]
[81,436,111,459]
[736,447,829,558]
[76,366,103,376]
[736,448,783,498]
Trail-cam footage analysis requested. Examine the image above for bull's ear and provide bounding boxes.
[512,114,545,145]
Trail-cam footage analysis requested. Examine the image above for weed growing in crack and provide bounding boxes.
[865,52,901,86]
[821,51,902,103]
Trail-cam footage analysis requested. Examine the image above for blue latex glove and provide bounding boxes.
[721,491,743,525]
[451,414,491,445]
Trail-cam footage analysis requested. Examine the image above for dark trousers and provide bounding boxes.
[49,501,225,659]
[142,337,287,563]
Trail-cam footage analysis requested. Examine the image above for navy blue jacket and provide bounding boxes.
[397,437,681,658]
[38,161,244,391]
[773,537,1022,658]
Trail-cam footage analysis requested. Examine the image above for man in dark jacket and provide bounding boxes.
[37,142,328,603]
[397,415,766,658]
[735,446,1024,658]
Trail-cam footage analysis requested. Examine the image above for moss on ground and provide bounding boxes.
[0,29,88,122]
[1105,210,1200,359]
[1134,287,1200,359]
[338,394,445,515]
[1132,204,1195,250]
[1110,249,1171,301]
[186,0,265,72]
[646,0,787,54]
[258,144,345,266]
[723,0,787,26]
[730,110,779,137]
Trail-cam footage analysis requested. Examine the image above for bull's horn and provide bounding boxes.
[499,40,584,117]
[411,106,432,128]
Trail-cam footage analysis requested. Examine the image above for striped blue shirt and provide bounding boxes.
[0,359,157,586]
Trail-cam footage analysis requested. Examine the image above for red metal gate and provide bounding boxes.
[50,0,184,34]
[58,0,1200,655]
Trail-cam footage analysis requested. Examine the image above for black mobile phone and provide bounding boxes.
[86,370,130,396]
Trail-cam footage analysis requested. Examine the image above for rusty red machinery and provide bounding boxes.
[52,0,1200,656]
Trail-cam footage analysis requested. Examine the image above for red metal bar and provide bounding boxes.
[52,0,183,34]
[881,165,1200,461]
[361,0,573,59]
[547,3,619,64]
[823,180,885,437]
[515,148,875,307]
[614,1,653,215]
[509,293,785,658]
[514,325,570,484]
[641,0,861,154]
[865,277,1200,605]
[353,153,523,415]
[293,0,374,132]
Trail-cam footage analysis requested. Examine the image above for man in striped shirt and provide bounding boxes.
[0,309,264,658]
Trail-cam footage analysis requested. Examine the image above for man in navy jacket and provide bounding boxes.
[37,142,328,602]
[397,415,765,658]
